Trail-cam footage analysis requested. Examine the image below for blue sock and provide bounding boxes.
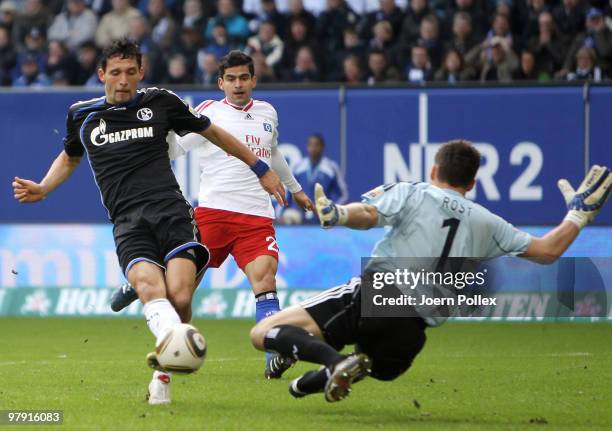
[255,291,280,323]
[256,292,281,365]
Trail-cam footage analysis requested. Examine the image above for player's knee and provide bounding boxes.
[249,323,267,350]
[166,288,193,314]
[130,271,164,302]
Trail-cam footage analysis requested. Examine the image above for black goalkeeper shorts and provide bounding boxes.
[113,198,209,278]
[301,276,427,381]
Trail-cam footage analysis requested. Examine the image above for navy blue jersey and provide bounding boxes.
[63,88,210,220]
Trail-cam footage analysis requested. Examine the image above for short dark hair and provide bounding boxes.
[309,133,325,146]
[100,39,142,71]
[218,50,254,77]
[434,140,480,188]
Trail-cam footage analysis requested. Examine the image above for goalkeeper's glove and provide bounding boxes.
[557,165,611,229]
[314,183,348,228]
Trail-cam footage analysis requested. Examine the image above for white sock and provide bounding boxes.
[143,298,181,341]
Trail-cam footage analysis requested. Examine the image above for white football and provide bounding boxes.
[155,323,206,373]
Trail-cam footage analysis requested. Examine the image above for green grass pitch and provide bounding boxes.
[1,318,611,430]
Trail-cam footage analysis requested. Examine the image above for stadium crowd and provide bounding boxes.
[0,0,610,86]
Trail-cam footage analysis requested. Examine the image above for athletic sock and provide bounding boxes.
[143,298,181,340]
[263,325,345,367]
[255,291,280,323]
[153,370,171,383]
[296,368,329,394]
[255,292,281,365]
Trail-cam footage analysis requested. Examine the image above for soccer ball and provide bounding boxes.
[155,323,207,373]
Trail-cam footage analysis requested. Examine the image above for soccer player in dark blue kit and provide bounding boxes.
[13,39,286,404]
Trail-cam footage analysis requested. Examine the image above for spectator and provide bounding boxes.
[203,22,242,59]
[399,0,431,47]
[47,0,98,52]
[527,11,566,77]
[561,8,612,77]
[434,47,474,82]
[446,11,478,57]
[280,16,319,72]
[495,1,511,20]
[162,53,193,84]
[465,12,514,71]
[405,44,432,83]
[358,0,404,43]
[567,46,603,81]
[147,0,177,52]
[72,40,98,85]
[365,48,401,84]
[12,0,51,49]
[341,53,364,83]
[519,0,548,44]
[245,20,284,71]
[13,52,51,86]
[283,45,322,81]
[418,13,443,69]
[479,36,518,82]
[182,0,207,33]
[0,24,15,85]
[126,14,167,84]
[252,50,278,82]
[0,1,16,34]
[513,49,541,80]
[486,13,514,51]
[49,69,69,85]
[95,0,141,48]
[15,26,47,78]
[553,0,585,39]
[196,51,218,85]
[368,19,395,55]
[446,0,487,38]
[247,0,286,38]
[316,0,360,54]
[127,14,154,53]
[45,40,78,83]
[177,24,204,74]
[284,0,316,32]
[329,27,366,80]
[205,0,249,45]
[288,134,348,224]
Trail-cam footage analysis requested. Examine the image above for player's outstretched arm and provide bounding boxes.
[521,165,611,263]
[13,150,81,203]
[315,183,378,229]
[199,124,287,205]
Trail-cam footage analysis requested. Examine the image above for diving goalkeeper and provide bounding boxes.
[249,140,611,403]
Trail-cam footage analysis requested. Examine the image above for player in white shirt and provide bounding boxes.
[111,51,313,379]
[249,140,611,402]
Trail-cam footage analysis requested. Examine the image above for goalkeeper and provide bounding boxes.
[249,140,611,403]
